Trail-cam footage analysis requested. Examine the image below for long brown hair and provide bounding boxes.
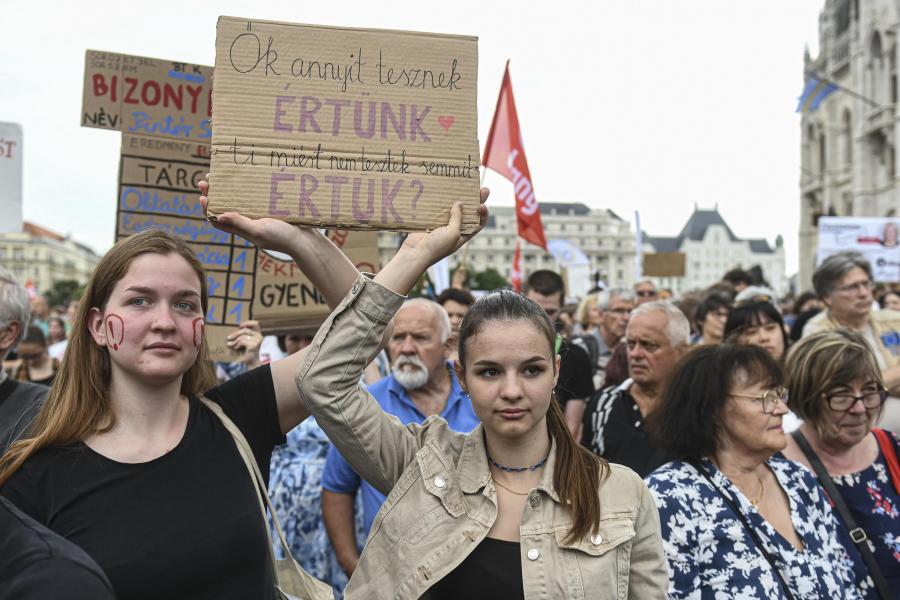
[0,230,217,485]
[458,290,608,543]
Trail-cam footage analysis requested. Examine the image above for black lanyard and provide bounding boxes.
[689,461,796,600]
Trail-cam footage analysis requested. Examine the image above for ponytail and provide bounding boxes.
[546,395,608,543]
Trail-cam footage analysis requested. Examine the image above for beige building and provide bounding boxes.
[378,203,637,292]
[0,222,100,293]
[645,207,787,296]
[799,0,900,288]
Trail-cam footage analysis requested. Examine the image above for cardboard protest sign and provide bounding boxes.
[818,217,900,282]
[117,134,380,352]
[116,133,253,359]
[0,122,23,234]
[253,230,381,332]
[208,17,480,233]
[643,253,686,278]
[82,50,213,142]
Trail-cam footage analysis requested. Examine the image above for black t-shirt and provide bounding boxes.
[581,384,672,477]
[0,496,115,600]
[0,365,286,600]
[429,537,524,600]
[555,339,595,405]
[0,378,47,453]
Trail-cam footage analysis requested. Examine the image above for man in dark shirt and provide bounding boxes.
[524,270,595,439]
[0,267,47,452]
[582,300,689,476]
[0,496,116,600]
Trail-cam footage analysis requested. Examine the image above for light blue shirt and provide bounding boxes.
[321,363,479,534]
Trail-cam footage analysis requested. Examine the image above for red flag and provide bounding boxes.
[511,239,522,293]
[482,61,547,251]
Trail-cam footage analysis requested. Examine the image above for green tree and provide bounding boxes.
[44,280,84,308]
[471,268,510,292]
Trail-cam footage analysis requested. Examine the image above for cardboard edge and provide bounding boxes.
[217,15,478,43]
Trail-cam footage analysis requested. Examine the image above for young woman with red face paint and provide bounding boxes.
[0,178,489,600]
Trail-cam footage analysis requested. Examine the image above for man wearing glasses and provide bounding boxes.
[803,251,900,431]
[633,279,658,306]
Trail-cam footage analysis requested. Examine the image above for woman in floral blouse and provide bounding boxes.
[782,329,899,599]
[646,344,863,599]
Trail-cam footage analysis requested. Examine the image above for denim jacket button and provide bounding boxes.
[433,475,446,488]
[590,533,603,545]
[351,282,361,295]
[527,548,540,561]
[528,494,540,507]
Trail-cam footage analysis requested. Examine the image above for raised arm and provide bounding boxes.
[296,196,489,492]
[200,178,358,432]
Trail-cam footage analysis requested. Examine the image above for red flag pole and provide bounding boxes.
[511,238,522,293]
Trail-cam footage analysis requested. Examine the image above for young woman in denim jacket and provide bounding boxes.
[290,196,667,599]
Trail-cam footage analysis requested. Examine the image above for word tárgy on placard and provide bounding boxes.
[207,17,480,233]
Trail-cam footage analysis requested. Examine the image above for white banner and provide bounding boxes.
[818,216,900,282]
[0,122,23,234]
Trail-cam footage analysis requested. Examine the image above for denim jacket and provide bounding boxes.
[297,275,667,599]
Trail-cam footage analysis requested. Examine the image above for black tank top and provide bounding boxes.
[429,537,524,600]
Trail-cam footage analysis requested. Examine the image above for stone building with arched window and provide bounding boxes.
[799,0,900,289]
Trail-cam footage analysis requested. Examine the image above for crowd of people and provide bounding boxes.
[0,185,899,599]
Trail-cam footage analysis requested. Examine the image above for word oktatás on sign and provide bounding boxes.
[207,17,480,233]
[82,50,213,142]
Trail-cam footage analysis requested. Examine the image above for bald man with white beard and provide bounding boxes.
[320,299,480,579]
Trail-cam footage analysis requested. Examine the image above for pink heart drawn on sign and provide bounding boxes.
[438,116,455,131]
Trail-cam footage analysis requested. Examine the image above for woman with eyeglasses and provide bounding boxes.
[782,330,900,600]
[645,344,863,599]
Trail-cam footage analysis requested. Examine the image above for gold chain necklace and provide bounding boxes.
[491,475,529,496]
[749,474,765,508]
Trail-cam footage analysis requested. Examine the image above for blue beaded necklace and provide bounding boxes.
[487,453,549,472]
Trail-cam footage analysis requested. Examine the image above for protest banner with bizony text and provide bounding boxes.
[207,17,480,233]
[82,50,213,142]
[117,133,255,360]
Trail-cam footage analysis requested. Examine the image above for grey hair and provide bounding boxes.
[813,251,872,297]
[633,279,656,290]
[399,297,451,343]
[597,287,635,310]
[0,267,31,356]
[630,300,690,347]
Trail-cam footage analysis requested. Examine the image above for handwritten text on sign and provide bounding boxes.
[82,51,213,142]
[208,17,480,233]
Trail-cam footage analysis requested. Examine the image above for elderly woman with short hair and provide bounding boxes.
[646,344,863,599]
[782,330,900,599]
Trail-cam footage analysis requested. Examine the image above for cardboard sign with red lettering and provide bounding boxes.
[207,17,480,233]
[82,50,213,142]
